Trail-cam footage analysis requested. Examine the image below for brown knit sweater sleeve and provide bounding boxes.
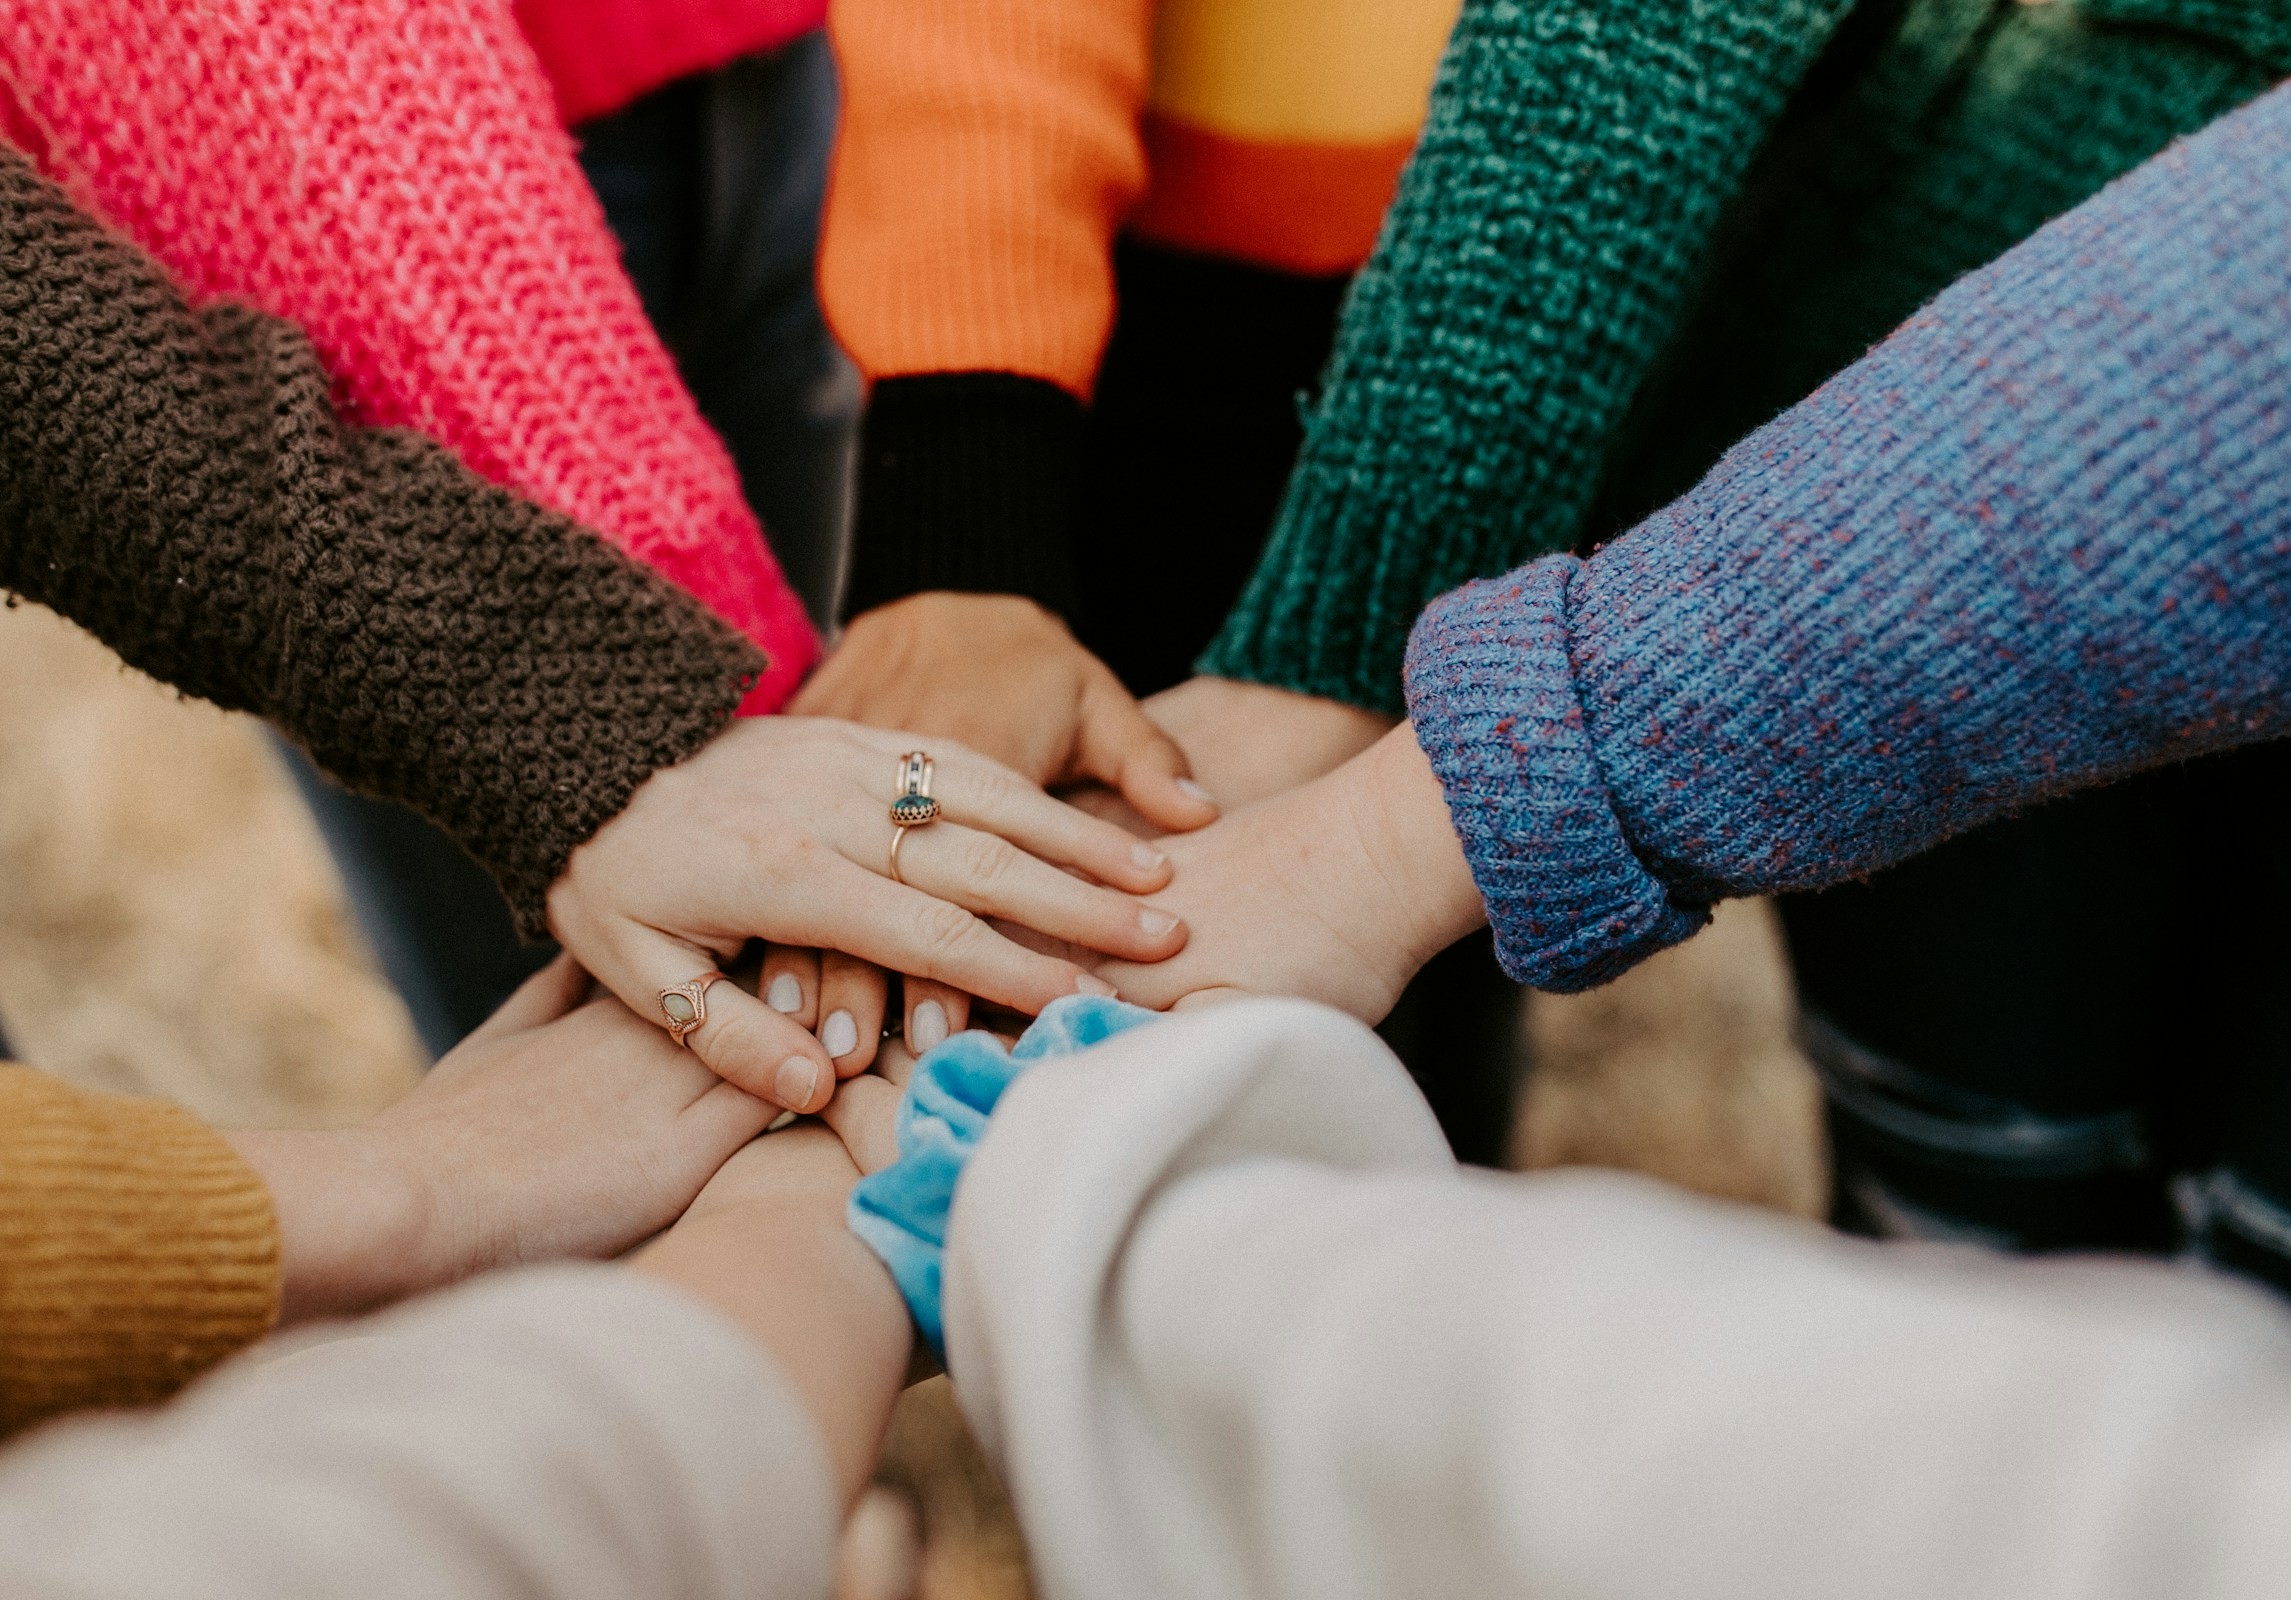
[0,1068,279,1438]
[0,143,764,934]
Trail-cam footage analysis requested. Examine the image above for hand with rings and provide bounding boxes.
[545,717,1187,1115]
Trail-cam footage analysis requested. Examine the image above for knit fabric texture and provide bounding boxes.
[820,0,1455,629]
[0,146,763,936]
[1207,0,2282,713]
[841,373,1089,622]
[0,0,818,710]
[515,0,826,125]
[1404,82,2291,990]
[0,1069,279,1439]
[1586,0,2282,539]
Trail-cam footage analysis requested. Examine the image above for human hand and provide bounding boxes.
[1142,676,1398,809]
[1063,677,1398,837]
[547,716,1185,1113]
[791,594,1220,832]
[227,955,780,1325]
[1089,726,1486,1022]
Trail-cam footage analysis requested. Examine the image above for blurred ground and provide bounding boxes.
[0,595,1825,1600]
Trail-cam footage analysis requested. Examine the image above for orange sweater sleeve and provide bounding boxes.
[820,0,1153,397]
[0,1069,280,1438]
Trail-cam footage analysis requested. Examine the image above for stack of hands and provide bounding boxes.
[226,593,1488,1343]
[546,591,1486,1119]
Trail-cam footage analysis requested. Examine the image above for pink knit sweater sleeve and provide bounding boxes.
[0,0,818,712]
[516,0,829,126]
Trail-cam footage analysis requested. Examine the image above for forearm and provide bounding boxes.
[1406,82,2291,989]
[0,1071,278,1437]
[951,1000,2291,1600]
[1108,1168,2291,1599]
[0,1268,839,1600]
[634,1131,911,1507]
[219,1131,426,1328]
[1201,0,1855,714]
[0,0,820,703]
[0,145,761,932]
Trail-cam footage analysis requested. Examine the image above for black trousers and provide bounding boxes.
[1788,737,2291,1291]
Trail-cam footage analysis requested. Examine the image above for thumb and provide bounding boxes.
[595,920,840,1115]
[1074,673,1220,834]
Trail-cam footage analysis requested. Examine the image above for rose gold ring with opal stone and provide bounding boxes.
[888,751,940,884]
[657,973,723,1048]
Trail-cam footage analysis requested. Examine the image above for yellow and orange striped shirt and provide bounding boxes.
[820,0,1462,396]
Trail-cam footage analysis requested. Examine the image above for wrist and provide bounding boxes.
[634,1132,910,1503]
[1346,724,1487,971]
[1146,676,1399,806]
[224,1126,432,1324]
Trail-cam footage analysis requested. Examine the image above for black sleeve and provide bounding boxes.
[838,371,1087,622]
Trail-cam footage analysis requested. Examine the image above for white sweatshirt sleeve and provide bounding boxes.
[943,998,2291,1600]
[0,1264,836,1600]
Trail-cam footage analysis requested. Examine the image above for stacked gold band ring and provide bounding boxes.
[888,750,940,884]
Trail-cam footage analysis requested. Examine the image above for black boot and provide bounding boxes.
[1808,1014,2177,1252]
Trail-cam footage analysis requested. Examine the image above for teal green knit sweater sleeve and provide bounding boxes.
[1198,0,1852,714]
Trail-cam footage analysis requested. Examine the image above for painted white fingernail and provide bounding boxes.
[767,972,803,1013]
[1139,908,1181,939]
[1075,973,1118,997]
[821,1009,860,1059]
[774,1055,820,1109]
[1131,842,1167,871]
[910,999,949,1054]
[1176,777,1216,805]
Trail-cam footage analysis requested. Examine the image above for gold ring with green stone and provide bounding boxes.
[890,750,940,831]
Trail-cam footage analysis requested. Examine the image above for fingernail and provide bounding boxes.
[1139,907,1181,939]
[910,999,949,1053]
[767,972,803,1013]
[1075,973,1118,997]
[1176,777,1216,806]
[1131,841,1167,871]
[820,1009,859,1059]
[774,1055,820,1109]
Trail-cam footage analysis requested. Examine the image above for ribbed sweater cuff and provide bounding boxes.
[1197,596,1414,718]
[1403,560,1707,990]
[265,433,768,942]
[0,1070,280,1437]
[841,373,1086,622]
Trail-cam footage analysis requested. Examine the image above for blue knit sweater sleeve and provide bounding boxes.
[1405,82,2291,992]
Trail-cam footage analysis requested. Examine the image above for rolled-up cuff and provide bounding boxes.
[1402,559,1707,990]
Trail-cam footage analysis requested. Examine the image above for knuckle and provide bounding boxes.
[958,830,1020,887]
[700,1011,769,1075]
[962,762,1014,813]
[912,897,979,958]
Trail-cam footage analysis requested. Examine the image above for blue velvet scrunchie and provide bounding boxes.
[847,994,1159,1355]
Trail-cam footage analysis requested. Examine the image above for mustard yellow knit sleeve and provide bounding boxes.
[0,1068,280,1437]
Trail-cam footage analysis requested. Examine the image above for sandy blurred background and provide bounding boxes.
[0,594,1825,1600]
